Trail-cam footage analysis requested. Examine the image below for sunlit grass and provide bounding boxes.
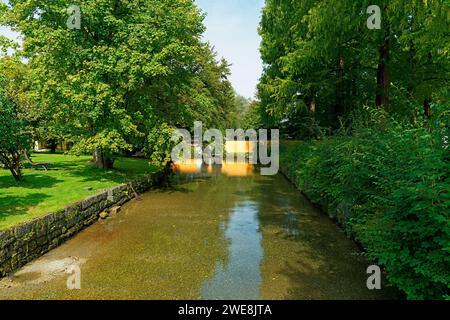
[0,153,160,230]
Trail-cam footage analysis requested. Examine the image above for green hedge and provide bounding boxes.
[280,112,450,300]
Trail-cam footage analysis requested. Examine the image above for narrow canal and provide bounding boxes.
[0,164,395,299]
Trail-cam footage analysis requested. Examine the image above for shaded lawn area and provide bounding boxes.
[0,153,160,230]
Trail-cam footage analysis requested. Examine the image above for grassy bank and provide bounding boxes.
[280,121,449,300]
[0,153,160,230]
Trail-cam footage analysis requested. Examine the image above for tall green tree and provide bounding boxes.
[180,44,237,130]
[2,0,212,168]
[258,0,449,135]
[0,58,32,181]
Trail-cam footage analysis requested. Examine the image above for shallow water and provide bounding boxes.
[0,165,396,299]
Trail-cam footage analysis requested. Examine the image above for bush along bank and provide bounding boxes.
[280,114,450,300]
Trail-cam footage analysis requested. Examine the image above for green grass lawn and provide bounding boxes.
[0,153,160,230]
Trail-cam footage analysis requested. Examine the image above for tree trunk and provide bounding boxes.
[423,98,432,119]
[7,151,23,181]
[48,139,58,153]
[309,100,316,113]
[376,25,390,112]
[335,56,345,119]
[9,168,23,182]
[93,150,114,169]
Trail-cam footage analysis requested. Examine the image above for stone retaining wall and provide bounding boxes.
[0,167,170,277]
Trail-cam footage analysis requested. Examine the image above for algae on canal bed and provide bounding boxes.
[0,165,398,300]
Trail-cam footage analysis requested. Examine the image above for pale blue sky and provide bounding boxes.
[0,0,18,43]
[0,0,19,49]
[0,0,264,98]
[195,0,264,98]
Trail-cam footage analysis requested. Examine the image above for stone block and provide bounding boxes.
[81,194,100,210]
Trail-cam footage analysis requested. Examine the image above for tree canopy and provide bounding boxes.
[259,0,450,299]
[0,57,32,181]
[1,0,237,168]
[258,0,449,135]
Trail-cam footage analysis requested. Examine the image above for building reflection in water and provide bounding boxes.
[172,140,256,177]
[173,161,255,177]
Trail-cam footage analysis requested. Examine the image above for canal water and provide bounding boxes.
[0,164,396,299]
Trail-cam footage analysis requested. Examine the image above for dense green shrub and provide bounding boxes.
[144,123,177,165]
[0,75,32,181]
[281,108,450,300]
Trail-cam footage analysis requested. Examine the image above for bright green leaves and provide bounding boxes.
[259,0,450,134]
[1,0,238,171]
[71,130,132,155]
[0,72,32,181]
[144,123,176,165]
[280,110,450,299]
[2,0,229,165]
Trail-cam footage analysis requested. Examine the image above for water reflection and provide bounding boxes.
[224,141,256,154]
[172,159,203,175]
[282,210,300,240]
[0,165,398,300]
[202,201,263,300]
[221,162,254,177]
[173,160,254,177]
